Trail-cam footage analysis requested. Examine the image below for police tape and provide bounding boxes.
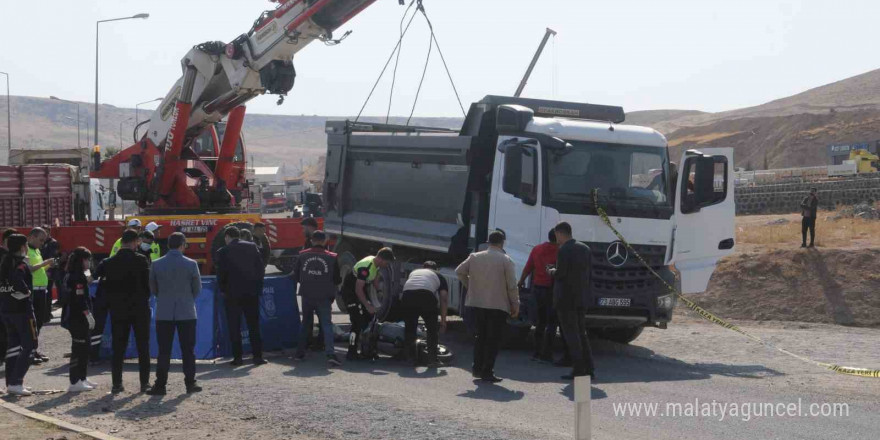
[590,189,880,379]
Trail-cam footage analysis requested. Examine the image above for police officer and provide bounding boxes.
[26,228,55,364]
[1,234,38,396]
[95,230,152,393]
[63,247,96,392]
[291,231,342,366]
[110,220,143,256]
[252,223,272,267]
[0,228,14,370]
[137,231,160,262]
[340,247,394,360]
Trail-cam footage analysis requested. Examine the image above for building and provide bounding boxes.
[247,166,284,185]
[827,142,879,165]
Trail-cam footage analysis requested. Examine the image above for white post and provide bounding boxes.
[574,376,592,440]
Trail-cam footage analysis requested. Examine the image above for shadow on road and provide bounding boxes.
[457,380,525,402]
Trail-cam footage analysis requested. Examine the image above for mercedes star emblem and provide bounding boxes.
[606,241,628,267]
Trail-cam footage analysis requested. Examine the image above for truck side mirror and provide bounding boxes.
[502,144,523,196]
[681,155,727,213]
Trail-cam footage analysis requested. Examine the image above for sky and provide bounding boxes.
[1,0,879,118]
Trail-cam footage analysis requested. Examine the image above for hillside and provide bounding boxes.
[2,96,461,175]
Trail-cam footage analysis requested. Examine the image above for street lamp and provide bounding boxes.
[95,13,149,148]
[51,96,81,148]
[0,71,10,164]
[135,97,163,128]
[119,117,134,148]
[63,117,82,148]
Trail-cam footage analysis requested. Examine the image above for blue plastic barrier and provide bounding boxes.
[215,276,300,357]
[90,275,299,360]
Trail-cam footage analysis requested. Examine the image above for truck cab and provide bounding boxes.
[323,95,735,344]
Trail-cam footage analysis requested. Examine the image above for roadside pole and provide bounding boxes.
[574,376,591,439]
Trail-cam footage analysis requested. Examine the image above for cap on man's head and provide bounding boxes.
[144,222,162,233]
[127,219,142,228]
[311,230,327,242]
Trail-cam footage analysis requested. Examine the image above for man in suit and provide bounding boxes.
[147,232,202,395]
[216,227,267,366]
[94,229,152,393]
[455,230,519,383]
[548,222,595,381]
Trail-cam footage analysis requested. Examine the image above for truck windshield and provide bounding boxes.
[544,141,672,219]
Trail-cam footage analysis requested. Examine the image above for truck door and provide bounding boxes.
[672,148,735,293]
[489,136,543,265]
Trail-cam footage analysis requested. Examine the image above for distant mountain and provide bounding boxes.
[6,67,880,174]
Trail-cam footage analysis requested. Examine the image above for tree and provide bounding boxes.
[103,147,121,160]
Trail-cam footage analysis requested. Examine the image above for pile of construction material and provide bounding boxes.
[831,202,880,220]
[735,175,880,215]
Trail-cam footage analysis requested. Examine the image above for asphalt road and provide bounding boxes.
[4,310,880,440]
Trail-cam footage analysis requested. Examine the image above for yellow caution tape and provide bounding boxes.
[591,189,880,378]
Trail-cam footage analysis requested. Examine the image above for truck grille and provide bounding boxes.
[583,241,667,298]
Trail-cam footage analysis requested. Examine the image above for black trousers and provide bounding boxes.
[155,320,197,387]
[401,290,439,361]
[802,217,816,245]
[67,317,90,385]
[346,301,373,354]
[225,295,263,360]
[89,298,109,359]
[472,307,508,377]
[557,308,595,374]
[0,316,6,365]
[110,308,151,387]
[533,285,567,358]
[3,313,37,386]
[32,288,48,333]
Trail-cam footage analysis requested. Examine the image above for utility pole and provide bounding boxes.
[0,71,11,165]
[514,28,557,98]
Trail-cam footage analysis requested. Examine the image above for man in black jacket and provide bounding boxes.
[252,223,272,267]
[216,227,267,366]
[95,229,152,393]
[548,222,595,380]
[800,188,819,248]
[290,231,342,366]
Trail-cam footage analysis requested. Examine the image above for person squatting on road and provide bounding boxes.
[62,247,97,392]
[548,222,596,380]
[216,226,267,367]
[801,187,819,248]
[518,228,570,366]
[456,230,520,383]
[290,230,343,367]
[341,247,395,360]
[399,261,448,368]
[0,234,38,396]
[95,229,153,394]
[27,227,55,364]
[148,232,203,395]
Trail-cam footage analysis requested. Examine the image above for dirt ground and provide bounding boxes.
[689,212,880,327]
[0,406,90,440]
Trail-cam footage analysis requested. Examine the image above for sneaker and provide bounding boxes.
[36,352,49,362]
[111,385,125,394]
[140,383,151,393]
[7,385,32,396]
[186,384,203,394]
[84,378,98,388]
[30,356,44,366]
[253,358,268,366]
[327,354,342,367]
[68,381,95,392]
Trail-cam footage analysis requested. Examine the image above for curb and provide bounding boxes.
[0,399,125,440]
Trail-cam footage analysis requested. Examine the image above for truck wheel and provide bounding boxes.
[594,326,644,344]
[335,249,357,313]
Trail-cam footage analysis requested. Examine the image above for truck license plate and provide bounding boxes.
[599,297,631,307]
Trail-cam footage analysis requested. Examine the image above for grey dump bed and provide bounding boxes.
[323,121,472,253]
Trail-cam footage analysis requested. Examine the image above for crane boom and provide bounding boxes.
[92,0,379,212]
